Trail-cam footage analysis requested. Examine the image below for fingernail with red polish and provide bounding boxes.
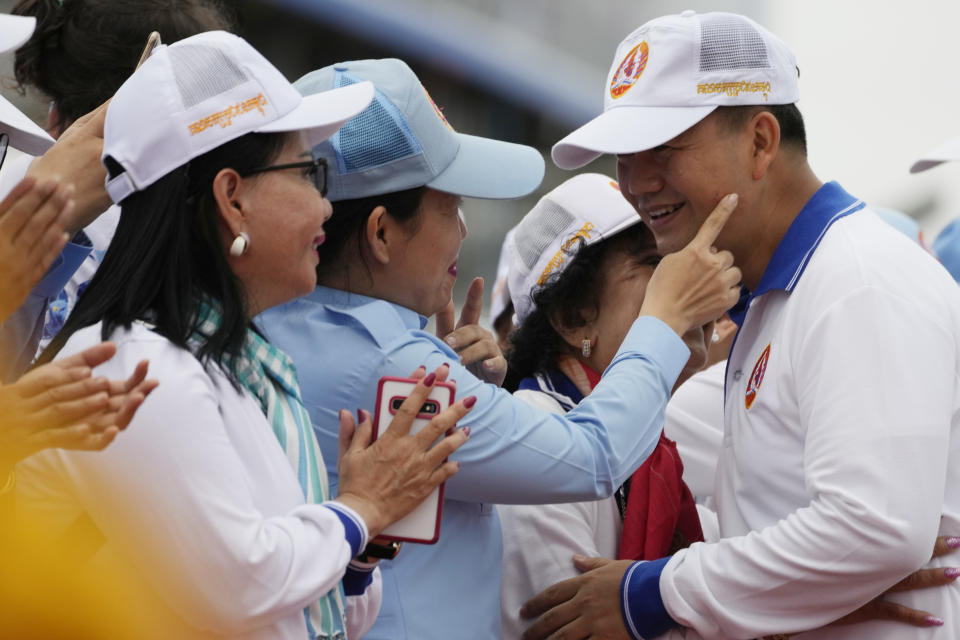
[462,426,471,438]
[463,395,477,408]
[925,616,944,627]
[441,362,450,369]
[948,537,960,549]
[423,372,436,386]
[945,567,960,579]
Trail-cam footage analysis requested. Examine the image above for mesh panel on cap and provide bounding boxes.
[333,71,421,173]
[514,200,575,272]
[699,15,770,71]
[168,44,249,108]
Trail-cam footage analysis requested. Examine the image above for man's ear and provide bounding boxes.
[750,110,781,181]
[364,205,392,266]
[211,167,247,237]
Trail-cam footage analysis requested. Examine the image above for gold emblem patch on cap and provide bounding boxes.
[610,41,649,99]
[188,93,268,136]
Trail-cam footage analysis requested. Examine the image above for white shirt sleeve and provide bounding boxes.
[659,286,953,639]
[346,567,382,639]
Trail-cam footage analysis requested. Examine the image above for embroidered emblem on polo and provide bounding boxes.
[744,343,770,410]
[610,41,649,99]
[609,180,620,191]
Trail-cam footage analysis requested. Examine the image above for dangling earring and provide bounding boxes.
[229,231,250,257]
[712,330,720,343]
[581,338,592,358]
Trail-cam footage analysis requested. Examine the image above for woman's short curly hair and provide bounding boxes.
[506,222,655,386]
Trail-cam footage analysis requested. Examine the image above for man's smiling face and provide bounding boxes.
[616,111,752,255]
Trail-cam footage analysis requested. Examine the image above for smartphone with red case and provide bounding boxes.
[371,375,455,544]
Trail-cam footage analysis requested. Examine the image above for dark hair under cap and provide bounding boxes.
[38,131,290,389]
[12,0,234,132]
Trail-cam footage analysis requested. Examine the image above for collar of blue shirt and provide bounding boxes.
[307,285,429,343]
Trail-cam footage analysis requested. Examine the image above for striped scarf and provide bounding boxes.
[193,304,347,639]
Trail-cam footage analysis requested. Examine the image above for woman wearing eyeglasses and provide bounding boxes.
[16,32,472,639]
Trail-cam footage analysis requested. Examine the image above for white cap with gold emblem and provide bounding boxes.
[552,11,799,170]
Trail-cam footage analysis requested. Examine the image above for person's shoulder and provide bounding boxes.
[810,209,956,295]
[61,322,219,391]
[260,289,415,351]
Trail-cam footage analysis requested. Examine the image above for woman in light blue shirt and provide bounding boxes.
[258,58,742,640]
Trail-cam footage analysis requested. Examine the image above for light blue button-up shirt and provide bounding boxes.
[258,285,689,640]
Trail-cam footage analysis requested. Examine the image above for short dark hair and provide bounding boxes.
[37,132,291,388]
[506,223,656,385]
[316,187,426,280]
[12,0,234,132]
[713,103,807,156]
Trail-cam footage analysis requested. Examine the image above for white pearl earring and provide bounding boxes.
[581,338,592,358]
[229,231,250,257]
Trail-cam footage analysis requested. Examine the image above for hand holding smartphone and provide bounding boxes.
[371,376,456,544]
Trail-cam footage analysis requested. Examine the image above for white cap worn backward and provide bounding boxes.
[0,14,55,155]
[507,173,643,324]
[0,14,35,54]
[552,11,800,170]
[102,30,375,204]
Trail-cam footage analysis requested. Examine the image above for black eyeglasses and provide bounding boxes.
[240,156,328,197]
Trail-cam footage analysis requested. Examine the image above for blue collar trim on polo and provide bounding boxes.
[729,181,864,325]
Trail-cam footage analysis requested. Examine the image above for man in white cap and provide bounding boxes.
[521,11,960,639]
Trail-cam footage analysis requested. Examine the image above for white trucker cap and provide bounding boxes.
[911,135,960,173]
[488,225,517,325]
[552,10,799,170]
[102,30,374,203]
[507,173,643,323]
[0,14,35,54]
[0,14,55,155]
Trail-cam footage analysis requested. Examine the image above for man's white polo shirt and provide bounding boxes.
[621,182,960,639]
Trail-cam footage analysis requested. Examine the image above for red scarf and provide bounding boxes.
[563,358,704,560]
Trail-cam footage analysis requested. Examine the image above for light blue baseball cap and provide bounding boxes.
[933,218,960,284]
[294,58,545,202]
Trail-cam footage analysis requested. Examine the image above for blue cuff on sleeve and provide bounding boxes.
[620,557,675,640]
[322,503,366,558]
[33,235,92,298]
[342,563,376,596]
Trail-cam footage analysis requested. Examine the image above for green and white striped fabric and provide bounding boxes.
[193,303,347,639]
